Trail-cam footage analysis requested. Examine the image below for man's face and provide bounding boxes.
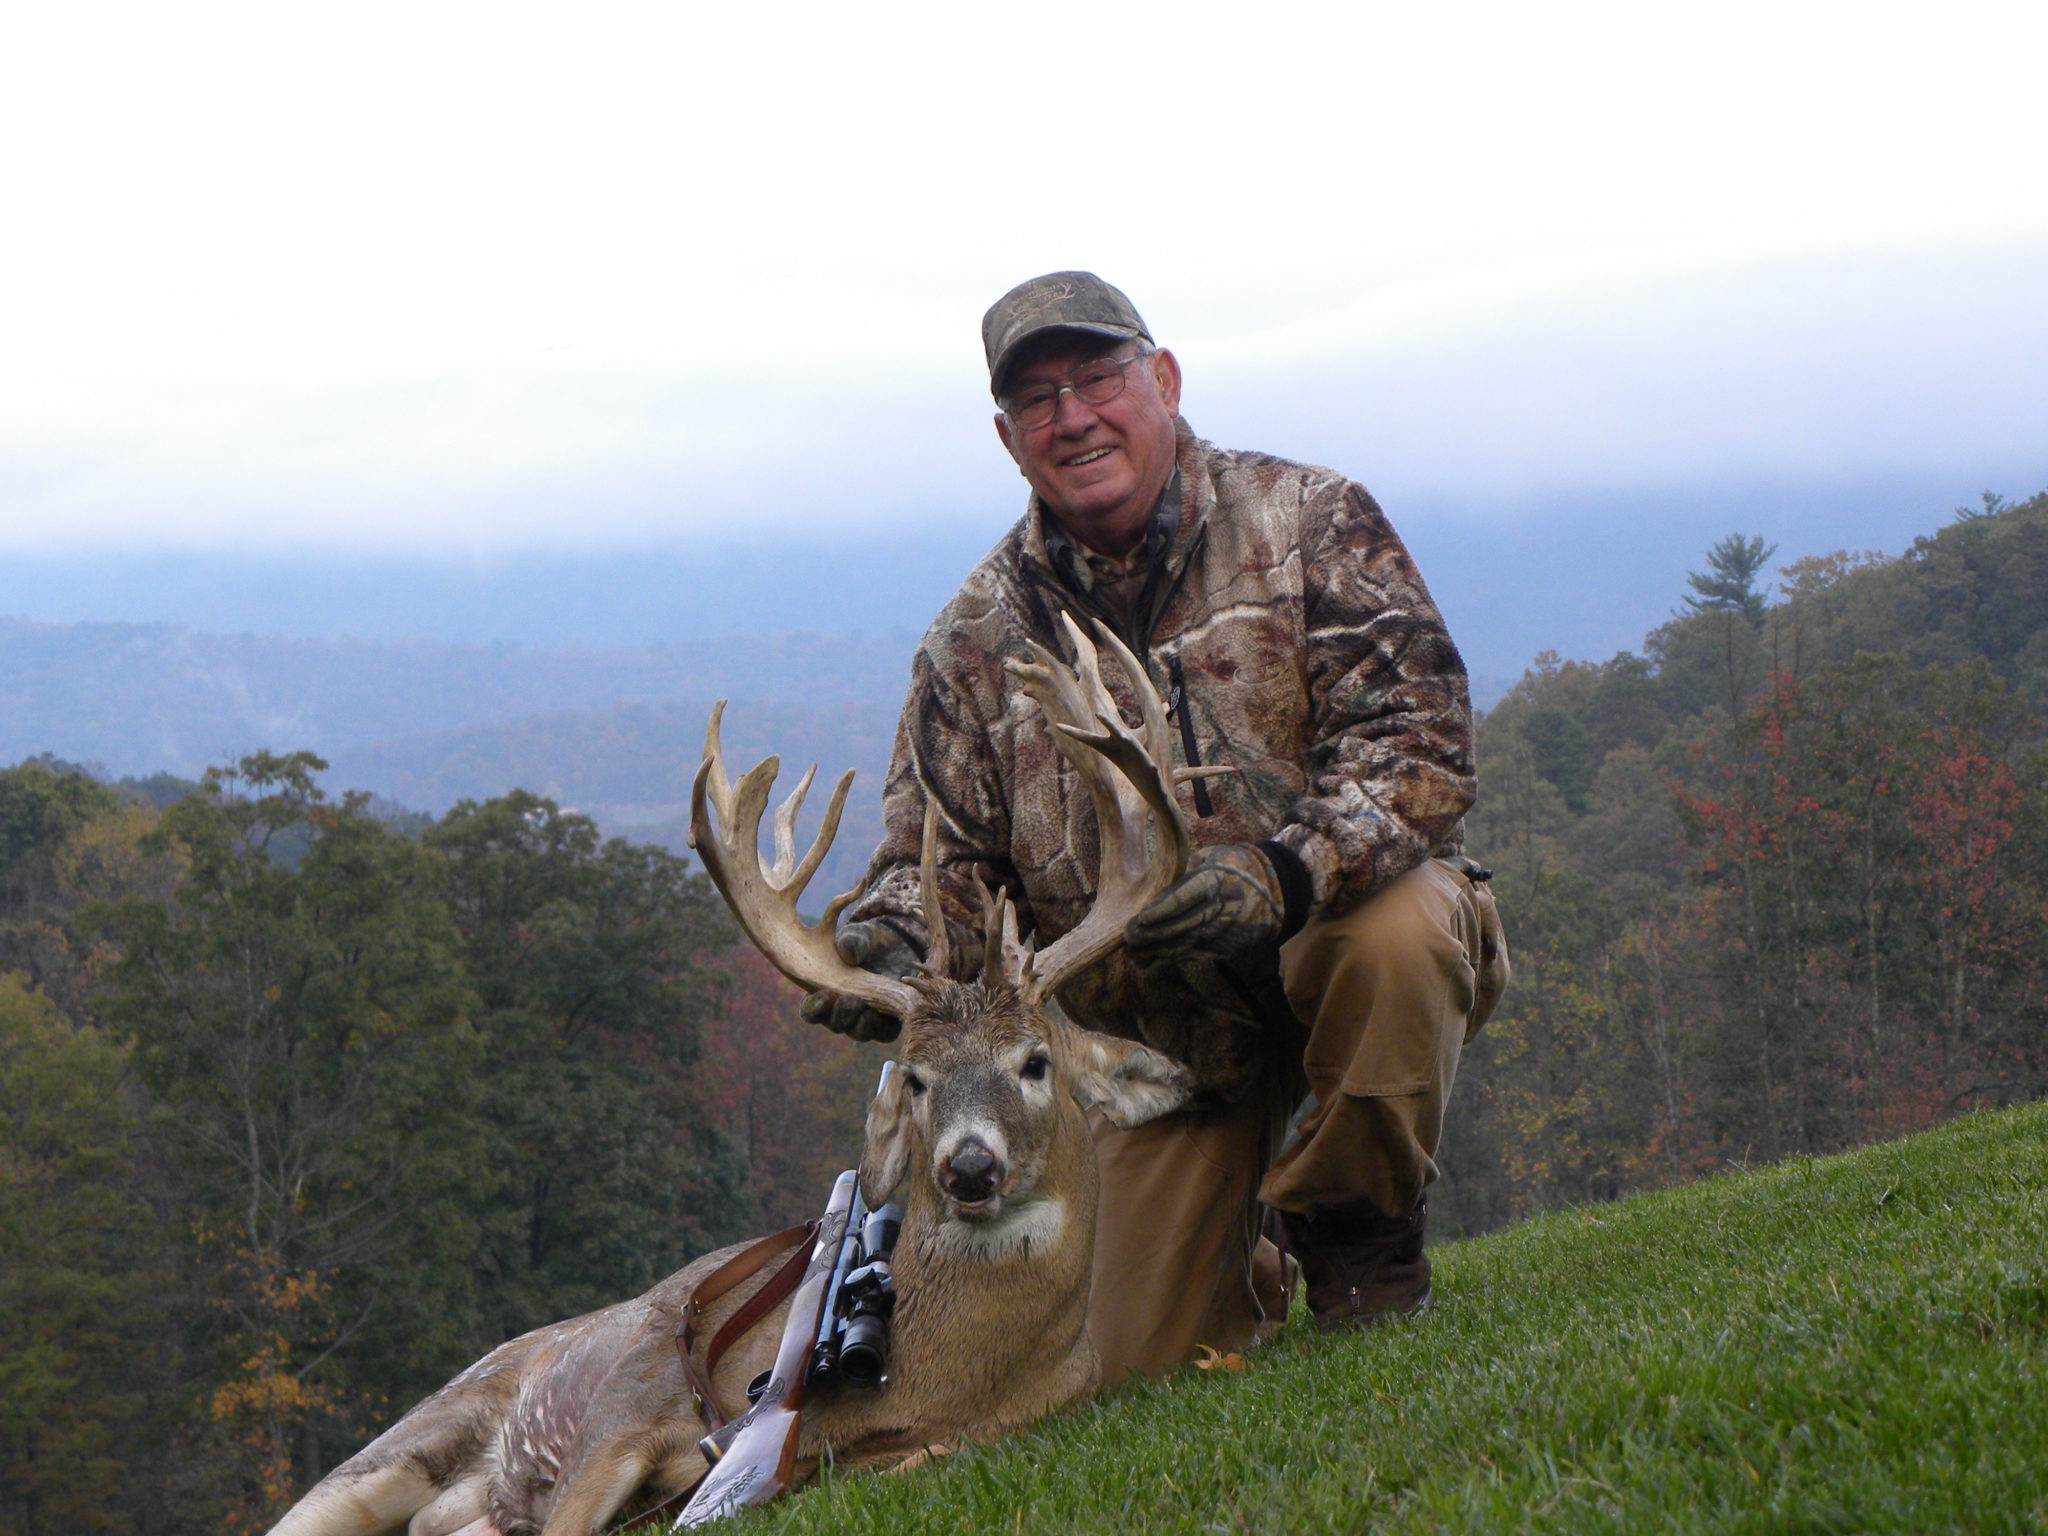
[993,335,1182,555]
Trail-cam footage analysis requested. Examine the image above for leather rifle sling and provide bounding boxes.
[675,1222,816,1431]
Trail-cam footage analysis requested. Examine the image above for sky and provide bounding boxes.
[2,0,2045,574]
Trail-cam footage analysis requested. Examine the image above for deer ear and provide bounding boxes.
[859,1065,913,1204]
[1069,1031,1194,1129]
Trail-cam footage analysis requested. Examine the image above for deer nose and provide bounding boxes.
[942,1139,1003,1203]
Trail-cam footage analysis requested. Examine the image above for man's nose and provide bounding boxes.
[1048,384,1098,432]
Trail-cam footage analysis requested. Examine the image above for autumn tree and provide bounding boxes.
[97,752,482,1525]
[1458,496,2048,1224]
[1671,653,2047,1158]
[0,972,169,1536]
[426,791,750,1342]
[691,945,887,1227]
[0,760,120,999]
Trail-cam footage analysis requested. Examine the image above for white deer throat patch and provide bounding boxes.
[934,1196,1066,1261]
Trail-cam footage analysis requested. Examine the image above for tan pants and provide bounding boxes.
[1085,858,1509,1383]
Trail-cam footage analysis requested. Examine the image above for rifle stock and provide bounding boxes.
[673,1171,860,1527]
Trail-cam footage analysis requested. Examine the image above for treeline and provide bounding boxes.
[1446,491,2048,1229]
[0,757,882,1535]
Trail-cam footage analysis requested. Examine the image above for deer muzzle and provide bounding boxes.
[940,1136,1006,1213]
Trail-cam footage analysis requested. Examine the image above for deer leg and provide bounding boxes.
[269,1464,447,1536]
[536,1459,644,1536]
[541,1429,714,1536]
[407,1477,492,1536]
[537,1437,670,1536]
[885,1444,955,1474]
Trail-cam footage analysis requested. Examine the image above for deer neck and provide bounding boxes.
[886,1109,1101,1379]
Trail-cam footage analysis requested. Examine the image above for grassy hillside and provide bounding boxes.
[691,1101,2046,1534]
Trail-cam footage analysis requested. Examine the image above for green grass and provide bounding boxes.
[666,1102,2048,1534]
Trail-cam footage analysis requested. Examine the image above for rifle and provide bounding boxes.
[673,1067,905,1526]
[672,1170,858,1527]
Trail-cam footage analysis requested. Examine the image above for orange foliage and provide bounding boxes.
[200,1236,338,1532]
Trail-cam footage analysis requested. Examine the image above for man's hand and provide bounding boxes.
[798,922,921,1042]
[1124,843,1302,967]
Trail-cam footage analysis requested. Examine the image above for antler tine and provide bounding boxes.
[973,877,1033,994]
[770,763,818,881]
[689,710,919,1022]
[1005,613,1197,1005]
[688,701,736,852]
[916,801,952,981]
[1051,720,1192,872]
[781,764,856,904]
[1086,621,1182,789]
[1072,613,1233,854]
[1003,652,1094,746]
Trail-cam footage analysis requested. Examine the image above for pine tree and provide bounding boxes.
[1681,533,1779,623]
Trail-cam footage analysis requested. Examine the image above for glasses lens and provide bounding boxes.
[1007,386,1058,429]
[1072,359,1133,405]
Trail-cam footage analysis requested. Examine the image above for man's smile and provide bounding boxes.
[1062,446,1115,467]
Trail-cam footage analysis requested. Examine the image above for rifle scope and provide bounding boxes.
[835,1202,903,1388]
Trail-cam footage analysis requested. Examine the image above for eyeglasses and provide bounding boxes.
[1001,349,1154,430]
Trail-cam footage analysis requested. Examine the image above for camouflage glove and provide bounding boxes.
[1123,841,1312,968]
[798,921,921,1043]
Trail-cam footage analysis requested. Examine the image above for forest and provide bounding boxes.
[2,490,2043,1534]
[1448,490,2048,1227]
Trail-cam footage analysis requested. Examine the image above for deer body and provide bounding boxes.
[271,975,1181,1536]
[267,617,1198,1536]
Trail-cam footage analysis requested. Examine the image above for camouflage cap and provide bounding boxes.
[982,271,1152,397]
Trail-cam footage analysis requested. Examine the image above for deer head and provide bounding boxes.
[688,615,1206,1224]
[852,979,1191,1229]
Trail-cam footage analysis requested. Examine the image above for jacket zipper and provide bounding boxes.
[1166,654,1214,818]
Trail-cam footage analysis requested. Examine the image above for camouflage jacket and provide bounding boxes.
[846,421,1474,1098]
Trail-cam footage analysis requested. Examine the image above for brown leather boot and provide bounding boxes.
[1280,1196,1431,1330]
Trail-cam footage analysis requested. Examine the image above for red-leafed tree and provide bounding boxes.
[691,946,890,1228]
[1671,655,2048,1161]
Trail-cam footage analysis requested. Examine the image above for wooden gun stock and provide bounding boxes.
[673,1171,859,1527]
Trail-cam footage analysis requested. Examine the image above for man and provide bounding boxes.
[802,271,1509,1382]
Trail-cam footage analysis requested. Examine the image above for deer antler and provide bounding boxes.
[1004,614,1227,1004]
[689,702,923,1020]
[976,877,1033,996]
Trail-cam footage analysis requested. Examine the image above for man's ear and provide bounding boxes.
[994,411,1023,470]
[1069,1029,1193,1129]
[1148,347,1182,415]
[858,1065,914,1205]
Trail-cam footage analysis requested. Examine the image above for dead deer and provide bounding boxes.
[267,617,1207,1536]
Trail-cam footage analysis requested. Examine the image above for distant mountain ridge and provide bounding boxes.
[0,617,916,777]
[0,619,913,886]
[329,694,901,894]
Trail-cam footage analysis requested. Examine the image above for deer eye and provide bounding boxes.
[1021,1054,1050,1082]
[904,1071,927,1096]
